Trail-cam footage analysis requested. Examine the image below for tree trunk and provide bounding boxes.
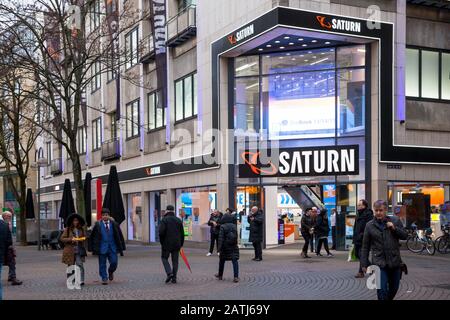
[70,143,86,220]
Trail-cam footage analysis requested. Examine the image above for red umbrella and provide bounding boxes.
[180,248,192,273]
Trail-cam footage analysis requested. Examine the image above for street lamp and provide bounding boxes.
[34,147,47,251]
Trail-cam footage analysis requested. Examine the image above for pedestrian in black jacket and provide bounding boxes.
[353,199,374,278]
[300,208,313,258]
[361,200,408,301]
[0,219,12,300]
[215,213,240,282]
[315,209,333,257]
[207,210,222,256]
[248,206,264,261]
[159,205,184,284]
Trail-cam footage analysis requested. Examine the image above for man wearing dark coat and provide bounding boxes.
[361,200,408,300]
[159,205,184,284]
[353,199,374,278]
[207,210,222,256]
[215,213,240,282]
[0,219,12,300]
[89,208,126,285]
[300,208,313,258]
[248,206,264,261]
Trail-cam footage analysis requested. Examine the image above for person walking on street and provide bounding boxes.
[207,210,222,256]
[0,218,12,300]
[248,206,264,261]
[353,199,374,278]
[215,212,240,283]
[330,209,337,250]
[315,209,333,257]
[300,208,313,258]
[159,205,184,284]
[361,200,408,300]
[60,213,88,286]
[1,211,22,285]
[89,208,126,285]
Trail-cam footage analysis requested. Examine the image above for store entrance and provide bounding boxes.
[149,191,166,243]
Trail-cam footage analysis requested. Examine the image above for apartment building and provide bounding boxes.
[37,0,450,248]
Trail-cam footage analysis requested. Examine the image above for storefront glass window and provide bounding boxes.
[235,55,259,77]
[176,186,217,241]
[336,45,365,68]
[338,68,365,136]
[235,77,259,131]
[262,47,335,74]
[441,53,450,100]
[406,48,419,97]
[127,193,143,241]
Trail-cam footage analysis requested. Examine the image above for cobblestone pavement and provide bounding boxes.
[2,243,450,300]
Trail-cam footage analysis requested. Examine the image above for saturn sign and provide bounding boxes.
[239,145,359,178]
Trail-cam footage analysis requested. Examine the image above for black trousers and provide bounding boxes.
[302,234,311,254]
[161,249,179,277]
[218,258,239,278]
[331,226,336,249]
[316,237,330,254]
[252,241,262,259]
[354,244,363,273]
[209,233,219,253]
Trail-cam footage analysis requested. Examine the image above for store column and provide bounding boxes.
[264,186,278,247]
[445,185,449,202]
[142,192,150,243]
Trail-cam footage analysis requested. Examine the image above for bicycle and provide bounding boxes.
[435,225,450,254]
[406,225,435,255]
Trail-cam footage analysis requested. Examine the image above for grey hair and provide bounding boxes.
[373,200,388,209]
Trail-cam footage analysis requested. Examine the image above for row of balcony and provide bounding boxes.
[140,4,196,64]
[43,138,121,177]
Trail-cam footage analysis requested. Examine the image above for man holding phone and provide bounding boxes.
[360,200,408,300]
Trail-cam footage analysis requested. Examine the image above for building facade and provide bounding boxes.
[37,0,450,247]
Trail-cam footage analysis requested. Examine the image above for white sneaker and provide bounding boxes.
[206,252,212,256]
[217,252,220,256]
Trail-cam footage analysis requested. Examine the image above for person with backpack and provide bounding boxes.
[215,212,240,283]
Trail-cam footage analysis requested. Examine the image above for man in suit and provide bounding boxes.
[89,208,126,285]
[159,205,184,284]
[0,218,12,300]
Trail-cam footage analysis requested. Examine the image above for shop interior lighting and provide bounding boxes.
[245,82,259,89]
[235,62,257,72]
[298,38,304,41]
[302,44,307,47]
[310,57,329,65]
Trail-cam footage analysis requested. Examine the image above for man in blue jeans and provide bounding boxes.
[89,209,126,285]
[0,218,13,300]
[360,200,408,300]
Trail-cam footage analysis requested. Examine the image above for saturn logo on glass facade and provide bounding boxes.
[227,24,255,45]
[239,145,359,178]
[316,15,361,33]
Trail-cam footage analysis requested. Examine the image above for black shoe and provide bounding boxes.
[171,277,177,284]
[316,253,323,256]
[214,273,223,280]
[252,258,257,261]
[165,274,173,284]
[108,271,114,281]
[102,280,108,285]
[80,282,85,286]
[233,277,239,283]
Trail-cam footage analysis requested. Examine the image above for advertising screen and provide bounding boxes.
[268,96,335,140]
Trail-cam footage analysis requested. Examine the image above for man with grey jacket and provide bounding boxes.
[360,200,408,300]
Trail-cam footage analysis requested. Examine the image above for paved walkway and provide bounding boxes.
[2,243,450,300]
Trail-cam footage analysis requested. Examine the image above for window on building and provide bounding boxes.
[175,72,197,122]
[177,0,196,11]
[147,91,166,131]
[107,45,118,81]
[46,141,51,165]
[91,60,101,92]
[405,47,450,101]
[125,27,139,69]
[77,126,87,154]
[90,0,101,31]
[126,99,140,139]
[110,112,117,140]
[92,117,102,150]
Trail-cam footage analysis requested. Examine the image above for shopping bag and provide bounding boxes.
[347,245,358,262]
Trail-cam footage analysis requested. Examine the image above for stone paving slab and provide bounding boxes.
[2,244,450,300]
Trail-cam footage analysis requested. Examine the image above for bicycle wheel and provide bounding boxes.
[436,236,449,254]
[425,237,435,255]
[406,236,423,253]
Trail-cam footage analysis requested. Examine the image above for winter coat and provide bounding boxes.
[248,210,264,242]
[360,216,408,269]
[60,227,87,265]
[0,220,12,265]
[315,214,330,238]
[353,208,374,245]
[208,213,222,235]
[89,220,126,255]
[159,212,184,252]
[218,214,240,261]
[300,214,313,236]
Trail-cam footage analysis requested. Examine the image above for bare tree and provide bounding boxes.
[0,0,145,220]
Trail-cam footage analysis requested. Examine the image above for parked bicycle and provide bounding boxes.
[435,225,450,254]
[406,225,435,255]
